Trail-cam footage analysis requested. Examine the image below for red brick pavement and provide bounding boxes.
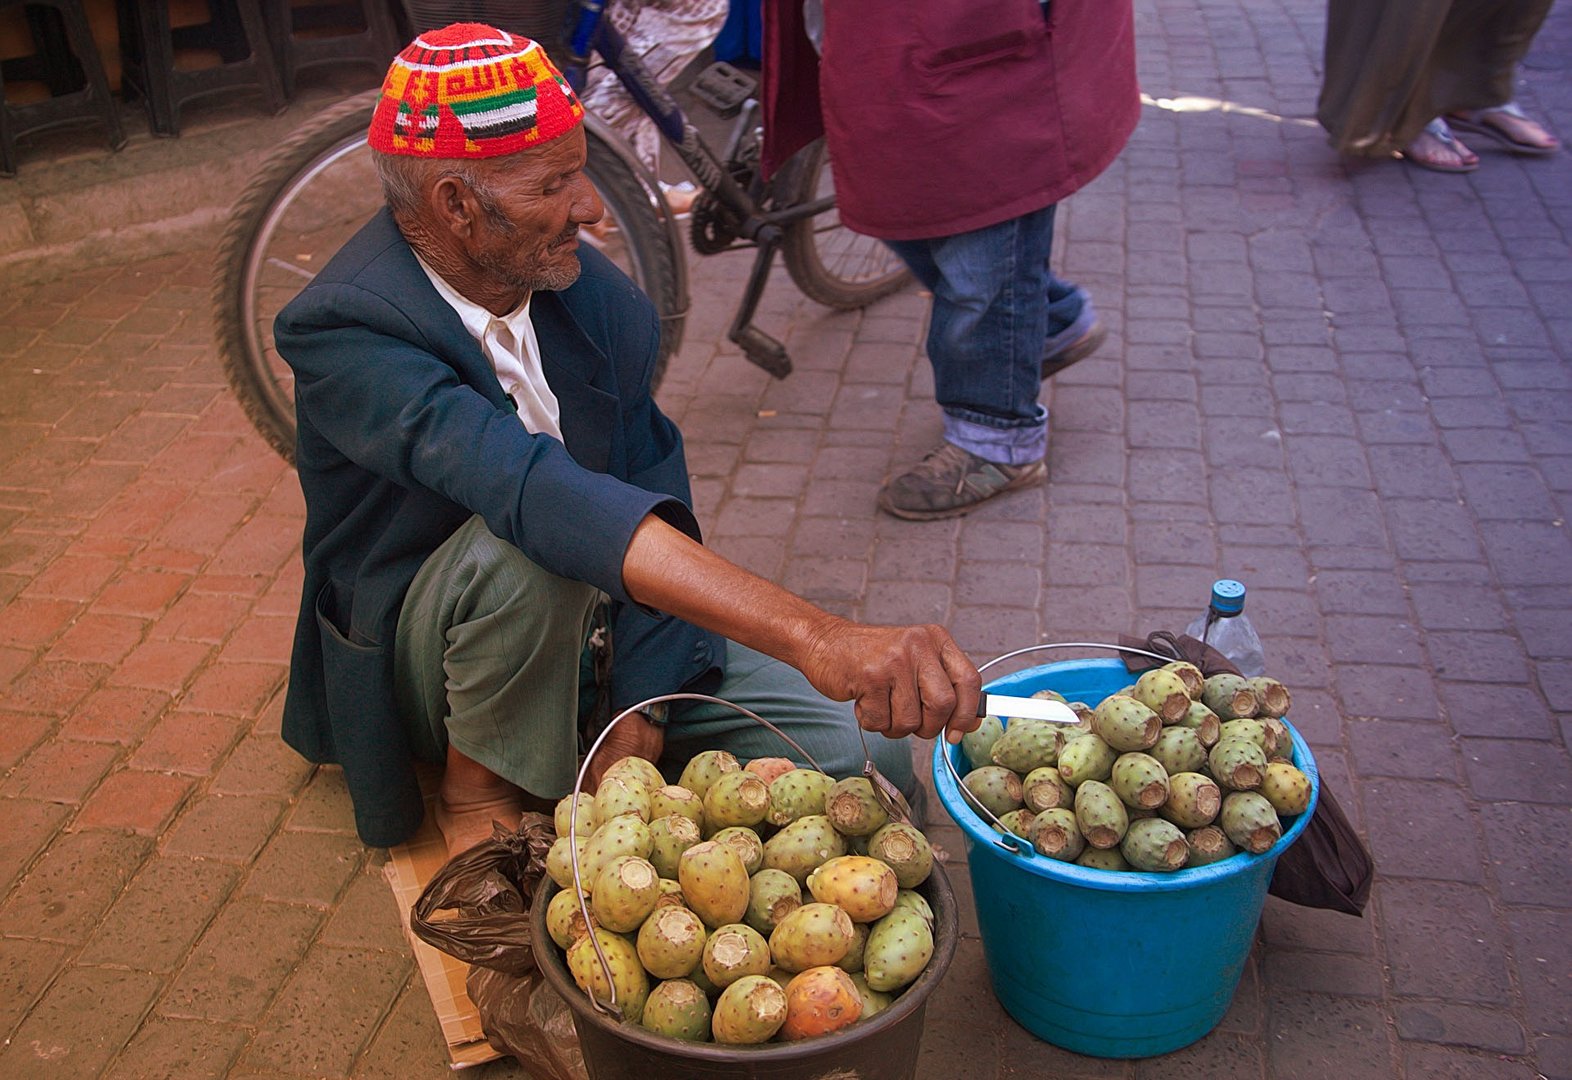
[2,1,1570,1077]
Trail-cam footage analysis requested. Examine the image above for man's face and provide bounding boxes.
[462,127,603,296]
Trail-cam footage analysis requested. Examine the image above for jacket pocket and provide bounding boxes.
[315,578,380,650]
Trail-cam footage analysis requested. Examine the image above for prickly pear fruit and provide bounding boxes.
[1073,779,1129,850]
[678,840,750,928]
[654,876,687,909]
[1248,676,1292,719]
[745,868,803,936]
[582,814,654,886]
[762,814,847,884]
[594,774,651,825]
[602,755,666,795]
[994,808,1038,838]
[591,854,662,933]
[744,756,798,785]
[765,966,795,992]
[1029,807,1085,862]
[687,960,719,998]
[1148,725,1207,777]
[1091,695,1163,751]
[1161,771,1222,829]
[1220,791,1282,853]
[1110,752,1171,809]
[960,714,1005,771]
[1202,673,1258,720]
[825,777,889,837]
[648,813,704,879]
[1261,715,1290,756]
[836,921,869,973]
[640,978,711,1042]
[567,928,649,1023]
[990,719,1063,773]
[867,822,933,888]
[1209,736,1267,791]
[1134,668,1192,723]
[1121,817,1190,872]
[1219,718,1271,754]
[1057,734,1118,787]
[1177,700,1222,747]
[711,826,765,875]
[554,793,597,839]
[678,749,741,800]
[712,975,788,1044]
[1260,761,1312,816]
[769,902,855,973]
[1032,688,1068,703]
[1162,660,1205,699]
[807,855,898,923]
[649,784,705,830]
[892,889,934,927]
[1022,766,1073,813]
[704,771,770,831]
[961,765,1024,818]
[1185,825,1237,866]
[1068,701,1097,729]
[780,966,863,1041]
[766,769,836,826]
[636,903,707,979]
[1075,846,1131,871]
[546,834,590,889]
[863,907,934,992]
[546,887,596,950]
[702,923,772,988]
[849,972,895,1018]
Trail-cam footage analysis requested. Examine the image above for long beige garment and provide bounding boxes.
[1318,0,1554,156]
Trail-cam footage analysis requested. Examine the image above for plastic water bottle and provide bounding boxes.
[1185,579,1266,677]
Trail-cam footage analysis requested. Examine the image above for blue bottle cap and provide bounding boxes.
[1210,579,1246,614]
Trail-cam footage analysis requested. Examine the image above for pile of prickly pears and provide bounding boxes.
[544,750,941,1046]
[959,663,1314,873]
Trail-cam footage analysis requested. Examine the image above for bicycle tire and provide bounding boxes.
[779,138,912,311]
[211,92,686,464]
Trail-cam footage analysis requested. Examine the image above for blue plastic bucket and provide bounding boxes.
[932,657,1319,1059]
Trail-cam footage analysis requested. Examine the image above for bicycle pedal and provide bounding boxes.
[691,61,756,117]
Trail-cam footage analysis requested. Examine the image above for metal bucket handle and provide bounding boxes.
[567,693,828,1019]
[941,641,1176,856]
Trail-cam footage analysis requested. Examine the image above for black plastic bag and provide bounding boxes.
[1119,630,1374,916]
[410,813,589,1078]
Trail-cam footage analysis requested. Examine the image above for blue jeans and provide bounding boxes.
[885,204,1086,466]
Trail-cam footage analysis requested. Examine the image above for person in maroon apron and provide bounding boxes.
[764,1,1139,519]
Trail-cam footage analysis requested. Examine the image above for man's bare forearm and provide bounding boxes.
[621,515,982,742]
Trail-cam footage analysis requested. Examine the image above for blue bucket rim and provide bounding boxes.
[932,657,1320,893]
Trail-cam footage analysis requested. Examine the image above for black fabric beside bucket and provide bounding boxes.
[532,864,959,1080]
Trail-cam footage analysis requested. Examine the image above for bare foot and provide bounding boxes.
[1447,104,1560,156]
[436,745,525,858]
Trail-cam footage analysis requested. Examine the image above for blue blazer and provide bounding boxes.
[275,208,725,847]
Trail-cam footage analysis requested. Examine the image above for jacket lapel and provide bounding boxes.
[533,286,617,474]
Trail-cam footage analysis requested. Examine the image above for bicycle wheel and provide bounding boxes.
[211,94,685,464]
[779,137,912,311]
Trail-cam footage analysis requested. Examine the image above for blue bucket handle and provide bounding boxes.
[941,641,1177,856]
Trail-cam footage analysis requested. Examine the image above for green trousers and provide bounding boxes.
[394,516,918,805]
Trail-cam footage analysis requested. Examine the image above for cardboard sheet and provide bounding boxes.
[384,798,506,1070]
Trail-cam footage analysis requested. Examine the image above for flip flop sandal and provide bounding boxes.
[1400,118,1479,174]
[1446,103,1560,157]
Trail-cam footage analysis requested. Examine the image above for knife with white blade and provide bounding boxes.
[977,692,1081,726]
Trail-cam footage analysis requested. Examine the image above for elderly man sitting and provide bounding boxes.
[272,23,981,856]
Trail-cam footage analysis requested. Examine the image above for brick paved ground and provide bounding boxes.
[2,1,1569,1078]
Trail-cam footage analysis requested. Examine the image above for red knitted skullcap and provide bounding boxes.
[368,23,584,159]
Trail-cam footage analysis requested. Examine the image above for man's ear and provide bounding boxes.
[429,175,475,239]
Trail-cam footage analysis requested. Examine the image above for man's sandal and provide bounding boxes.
[1445,103,1561,157]
[1399,118,1479,174]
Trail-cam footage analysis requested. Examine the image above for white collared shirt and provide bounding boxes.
[415,256,563,441]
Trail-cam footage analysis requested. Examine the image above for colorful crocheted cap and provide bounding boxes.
[369,23,584,159]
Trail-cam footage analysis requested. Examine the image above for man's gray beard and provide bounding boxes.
[477,248,582,294]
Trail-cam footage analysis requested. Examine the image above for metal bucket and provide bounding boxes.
[533,864,957,1080]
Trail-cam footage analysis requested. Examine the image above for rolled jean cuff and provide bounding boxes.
[942,406,1049,465]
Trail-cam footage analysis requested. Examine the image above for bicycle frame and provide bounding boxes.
[557,0,829,376]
